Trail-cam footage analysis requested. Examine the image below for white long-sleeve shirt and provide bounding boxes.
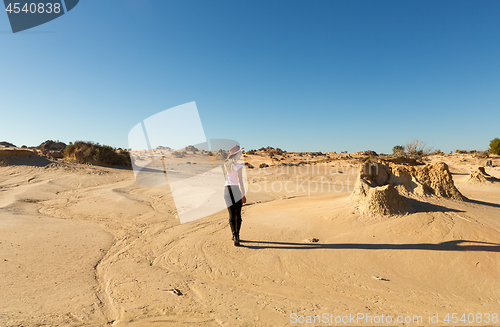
[224,163,242,186]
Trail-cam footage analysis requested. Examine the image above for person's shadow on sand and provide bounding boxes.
[466,198,500,209]
[239,240,500,252]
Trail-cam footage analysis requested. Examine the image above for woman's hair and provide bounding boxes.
[224,152,241,173]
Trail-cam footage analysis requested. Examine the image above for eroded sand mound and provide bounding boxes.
[466,166,498,183]
[0,149,35,156]
[352,161,465,215]
[0,141,17,147]
[360,184,410,215]
[0,149,53,167]
[391,162,465,200]
[0,149,36,166]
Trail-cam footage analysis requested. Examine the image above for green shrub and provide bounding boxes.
[64,143,75,156]
[474,151,489,159]
[392,145,404,157]
[489,138,500,155]
[259,163,268,168]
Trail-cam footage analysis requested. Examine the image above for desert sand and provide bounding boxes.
[1,147,499,326]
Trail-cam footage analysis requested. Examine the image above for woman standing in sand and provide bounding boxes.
[223,145,246,246]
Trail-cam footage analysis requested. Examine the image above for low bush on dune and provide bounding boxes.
[430,149,444,156]
[474,150,489,158]
[403,139,432,159]
[490,138,500,155]
[392,145,404,157]
[392,139,432,160]
[63,141,131,167]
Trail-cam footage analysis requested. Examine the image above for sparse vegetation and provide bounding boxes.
[474,151,489,159]
[392,145,404,157]
[63,141,131,167]
[430,149,443,156]
[403,139,431,159]
[489,138,500,155]
[393,140,431,160]
[259,163,268,168]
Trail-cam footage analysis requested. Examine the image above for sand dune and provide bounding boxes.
[1,151,499,326]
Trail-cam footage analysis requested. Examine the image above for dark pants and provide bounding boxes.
[224,185,242,239]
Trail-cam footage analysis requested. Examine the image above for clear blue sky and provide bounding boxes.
[1,0,499,153]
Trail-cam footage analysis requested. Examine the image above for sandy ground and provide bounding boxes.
[1,151,499,326]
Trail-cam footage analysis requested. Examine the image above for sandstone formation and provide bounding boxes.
[360,184,410,215]
[0,141,17,147]
[184,145,198,152]
[171,151,185,158]
[352,161,466,215]
[214,149,228,160]
[390,162,465,200]
[0,149,36,156]
[466,166,498,184]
